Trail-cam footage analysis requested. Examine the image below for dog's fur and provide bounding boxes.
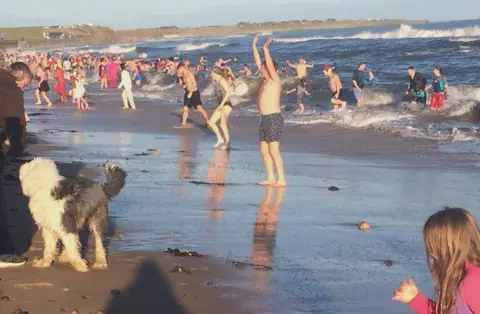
[19,158,126,272]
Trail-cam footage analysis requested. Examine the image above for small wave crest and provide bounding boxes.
[99,45,137,54]
[177,42,226,52]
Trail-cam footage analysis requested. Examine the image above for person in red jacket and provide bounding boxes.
[393,207,480,314]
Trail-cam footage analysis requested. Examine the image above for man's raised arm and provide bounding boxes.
[252,35,262,70]
[287,60,297,68]
[263,37,279,81]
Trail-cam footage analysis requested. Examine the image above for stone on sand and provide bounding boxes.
[358,221,371,231]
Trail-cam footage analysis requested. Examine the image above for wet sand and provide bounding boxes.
[2,87,480,314]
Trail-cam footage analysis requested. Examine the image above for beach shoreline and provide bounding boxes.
[0,18,428,51]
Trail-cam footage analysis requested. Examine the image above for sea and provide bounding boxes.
[20,19,480,313]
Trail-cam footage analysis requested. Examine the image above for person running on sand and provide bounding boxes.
[73,73,89,111]
[34,65,52,106]
[240,64,253,77]
[208,69,233,149]
[176,63,209,127]
[392,207,480,314]
[426,66,448,112]
[323,65,347,110]
[252,35,286,187]
[285,78,310,115]
[286,58,314,79]
[118,63,136,110]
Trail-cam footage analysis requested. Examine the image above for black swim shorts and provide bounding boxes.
[331,89,347,101]
[259,112,284,143]
[184,90,202,109]
[38,81,50,93]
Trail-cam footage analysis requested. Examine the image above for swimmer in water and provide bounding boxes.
[252,34,286,187]
[285,78,310,115]
[208,69,233,149]
[240,64,253,77]
[198,56,208,71]
[286,58,314,78]
[323,65,347,110]
[406,66,427,110]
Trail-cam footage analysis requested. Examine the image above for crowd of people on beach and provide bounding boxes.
[0,32,477,314]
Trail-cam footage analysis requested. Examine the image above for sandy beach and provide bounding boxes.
[1,78,479,314]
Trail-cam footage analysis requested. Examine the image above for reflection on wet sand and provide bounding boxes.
[251,187,285,295]
[68,132,85,144]
[177,133,199,195]
[206,150,230,218]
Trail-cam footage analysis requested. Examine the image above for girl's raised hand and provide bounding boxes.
[392,277,419,304]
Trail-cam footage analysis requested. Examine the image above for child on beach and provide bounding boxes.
[284,79,310,115]
[73,73,89,111]
[392,207,480,314]
[426,66,448,112]
[118,63,136,110]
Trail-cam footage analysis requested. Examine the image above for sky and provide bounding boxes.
[1,0,479,29]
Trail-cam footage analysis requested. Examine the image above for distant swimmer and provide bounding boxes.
[176,63,209,127]
[323,65,347,110]
[426,66,448,111]
[406,66,427,110]
[240,64,253,77]
[367,71,379,85]
[252,35,286,187]
[208,69,233,149]
[285,78,310,115]
[352,62,368,107]
[197,56,208,71]
[286,58,314,78]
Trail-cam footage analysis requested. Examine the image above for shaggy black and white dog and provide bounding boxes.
[19,158,126,272]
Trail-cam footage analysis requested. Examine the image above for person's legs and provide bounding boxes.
[196,105,209,123]
[182,106,189,125]
[207,109,224,147]
[35,89,41,105]
[268,142,286,187]
[82,98,90,110]
[41,92,52,107]
[121,89,128,108]
[126,89,136,109]
[220,107,232,149]
[76,98,82,111]
[298,102,305,114]
[259,141,275,185]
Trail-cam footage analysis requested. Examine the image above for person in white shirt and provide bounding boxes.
[63,58,72,80]
[118,63,136,110]
[73,73,89,111]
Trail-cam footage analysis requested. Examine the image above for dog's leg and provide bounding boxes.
[57,243,69,263]
[91,222,108,270]
[60,233,89,272]
[33,229,57,268]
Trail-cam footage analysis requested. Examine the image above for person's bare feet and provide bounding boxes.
[258,180,275,186]
[35,101,41,105]
[219,143,230,150]
[274,180,287,187]
[213,141,225,148]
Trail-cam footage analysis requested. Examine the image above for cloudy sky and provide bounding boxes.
[1,0,479,29]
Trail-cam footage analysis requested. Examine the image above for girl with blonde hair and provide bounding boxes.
[393,207,480,313]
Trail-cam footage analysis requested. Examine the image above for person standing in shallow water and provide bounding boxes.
[252,35,286,187]
[208,69,233,149]
[392,207,480,314]
[118,63,136,110]
[426,66,448,112]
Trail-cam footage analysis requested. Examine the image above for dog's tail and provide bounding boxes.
[103,164,126,200]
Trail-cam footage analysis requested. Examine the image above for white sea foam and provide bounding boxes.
[99,45,137,54]
[275,25,480,43]
[176,42,225,52]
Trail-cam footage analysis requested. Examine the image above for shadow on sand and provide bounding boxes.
[104,260,187,314]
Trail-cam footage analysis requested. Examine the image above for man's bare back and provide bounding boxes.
[287,59,313,78]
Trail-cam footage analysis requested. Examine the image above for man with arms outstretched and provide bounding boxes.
[252,35,286,187]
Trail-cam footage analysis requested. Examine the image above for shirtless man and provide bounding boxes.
[287,58,314,79]
[252,35,286,187]
[323,65,347,109]
[176,63,209,126]
[214,58,231,69]
[240,64,253,77]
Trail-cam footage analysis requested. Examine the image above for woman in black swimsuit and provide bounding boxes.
[207,69,233,149]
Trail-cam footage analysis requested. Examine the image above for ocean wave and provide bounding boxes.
[276,25,480,43]
[99,45,137,54]
[351,24,480,39]
[176,42,226,52]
